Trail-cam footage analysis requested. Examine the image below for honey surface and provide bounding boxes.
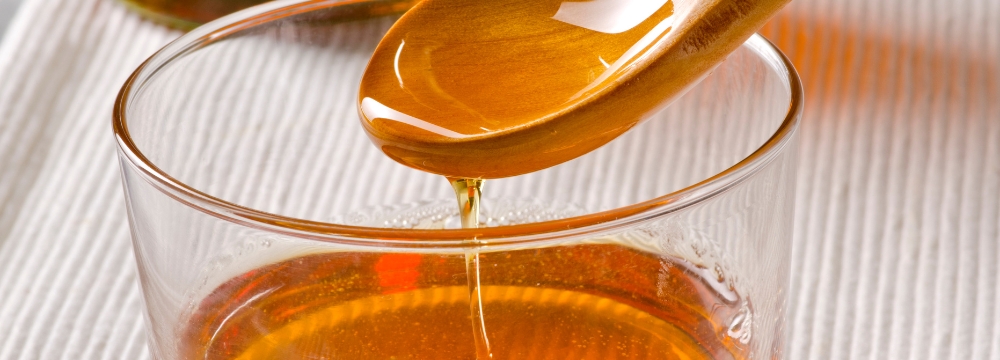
[362,0,676,137]
[181,244,749,359]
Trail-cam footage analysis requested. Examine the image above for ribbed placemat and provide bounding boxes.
[0,0,996,359]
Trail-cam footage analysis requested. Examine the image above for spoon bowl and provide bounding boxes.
[359,0,789,179]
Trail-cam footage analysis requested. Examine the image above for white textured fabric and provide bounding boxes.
[0,0,996,359]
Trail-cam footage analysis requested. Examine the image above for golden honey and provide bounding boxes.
[181,244,749,359]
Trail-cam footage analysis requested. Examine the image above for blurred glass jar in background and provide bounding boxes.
[119,0,272,29]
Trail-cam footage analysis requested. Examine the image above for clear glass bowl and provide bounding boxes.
[113,0,803,358]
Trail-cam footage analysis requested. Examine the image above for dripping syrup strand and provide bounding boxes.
[449,178,492,359]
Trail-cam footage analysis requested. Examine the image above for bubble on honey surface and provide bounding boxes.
[330,198,587,229]
[727,302,753,345]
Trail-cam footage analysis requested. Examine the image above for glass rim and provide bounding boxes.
[113,0,804,247]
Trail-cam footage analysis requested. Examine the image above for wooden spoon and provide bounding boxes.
[359,0,790,179]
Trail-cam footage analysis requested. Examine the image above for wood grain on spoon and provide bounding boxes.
[359,0,790,179]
